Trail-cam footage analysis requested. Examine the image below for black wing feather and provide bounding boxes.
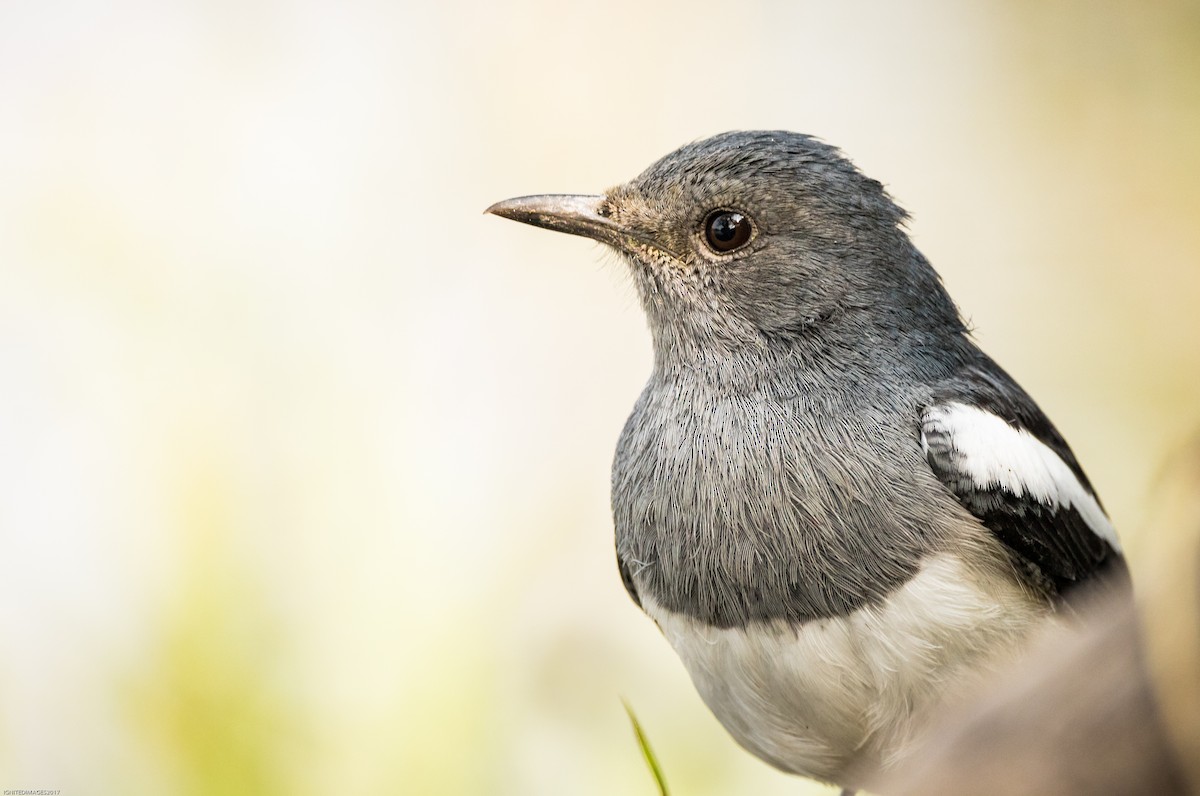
[924,360,1127,598]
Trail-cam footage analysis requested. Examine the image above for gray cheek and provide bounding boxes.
[718,259,835,334]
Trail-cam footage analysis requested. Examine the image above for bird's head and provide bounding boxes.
[488,131,963,369]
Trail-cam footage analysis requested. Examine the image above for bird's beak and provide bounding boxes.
[485,194,654,255]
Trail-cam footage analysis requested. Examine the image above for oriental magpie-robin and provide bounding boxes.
[487,131,1126,790]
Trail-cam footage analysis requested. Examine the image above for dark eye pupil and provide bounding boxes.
[712,214,741,241]
[704,211,752,252]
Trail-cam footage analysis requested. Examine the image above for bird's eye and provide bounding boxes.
[703,210,753,253]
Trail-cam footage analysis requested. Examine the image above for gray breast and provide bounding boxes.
[611,377,962,628]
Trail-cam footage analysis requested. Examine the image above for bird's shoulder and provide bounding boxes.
[918,357,1127,598]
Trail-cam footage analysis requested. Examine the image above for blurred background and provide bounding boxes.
[1,1,1198,794]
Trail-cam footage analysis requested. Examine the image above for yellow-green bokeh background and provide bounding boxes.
[2,2,1198,794]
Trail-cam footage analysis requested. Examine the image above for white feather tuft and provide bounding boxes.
[923,402,1120,551]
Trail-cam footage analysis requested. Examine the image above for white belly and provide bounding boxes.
[641,553,1046,786]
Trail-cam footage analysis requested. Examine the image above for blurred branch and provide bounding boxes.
[1140,434,1200,791]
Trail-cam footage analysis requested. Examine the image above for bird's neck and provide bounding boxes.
[647,305,966,399]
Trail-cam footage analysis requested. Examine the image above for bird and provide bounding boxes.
[486,131,1127,792]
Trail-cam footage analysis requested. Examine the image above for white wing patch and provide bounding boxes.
[922,401,1121,551]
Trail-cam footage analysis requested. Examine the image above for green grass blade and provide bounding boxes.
[622,699,669,796]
